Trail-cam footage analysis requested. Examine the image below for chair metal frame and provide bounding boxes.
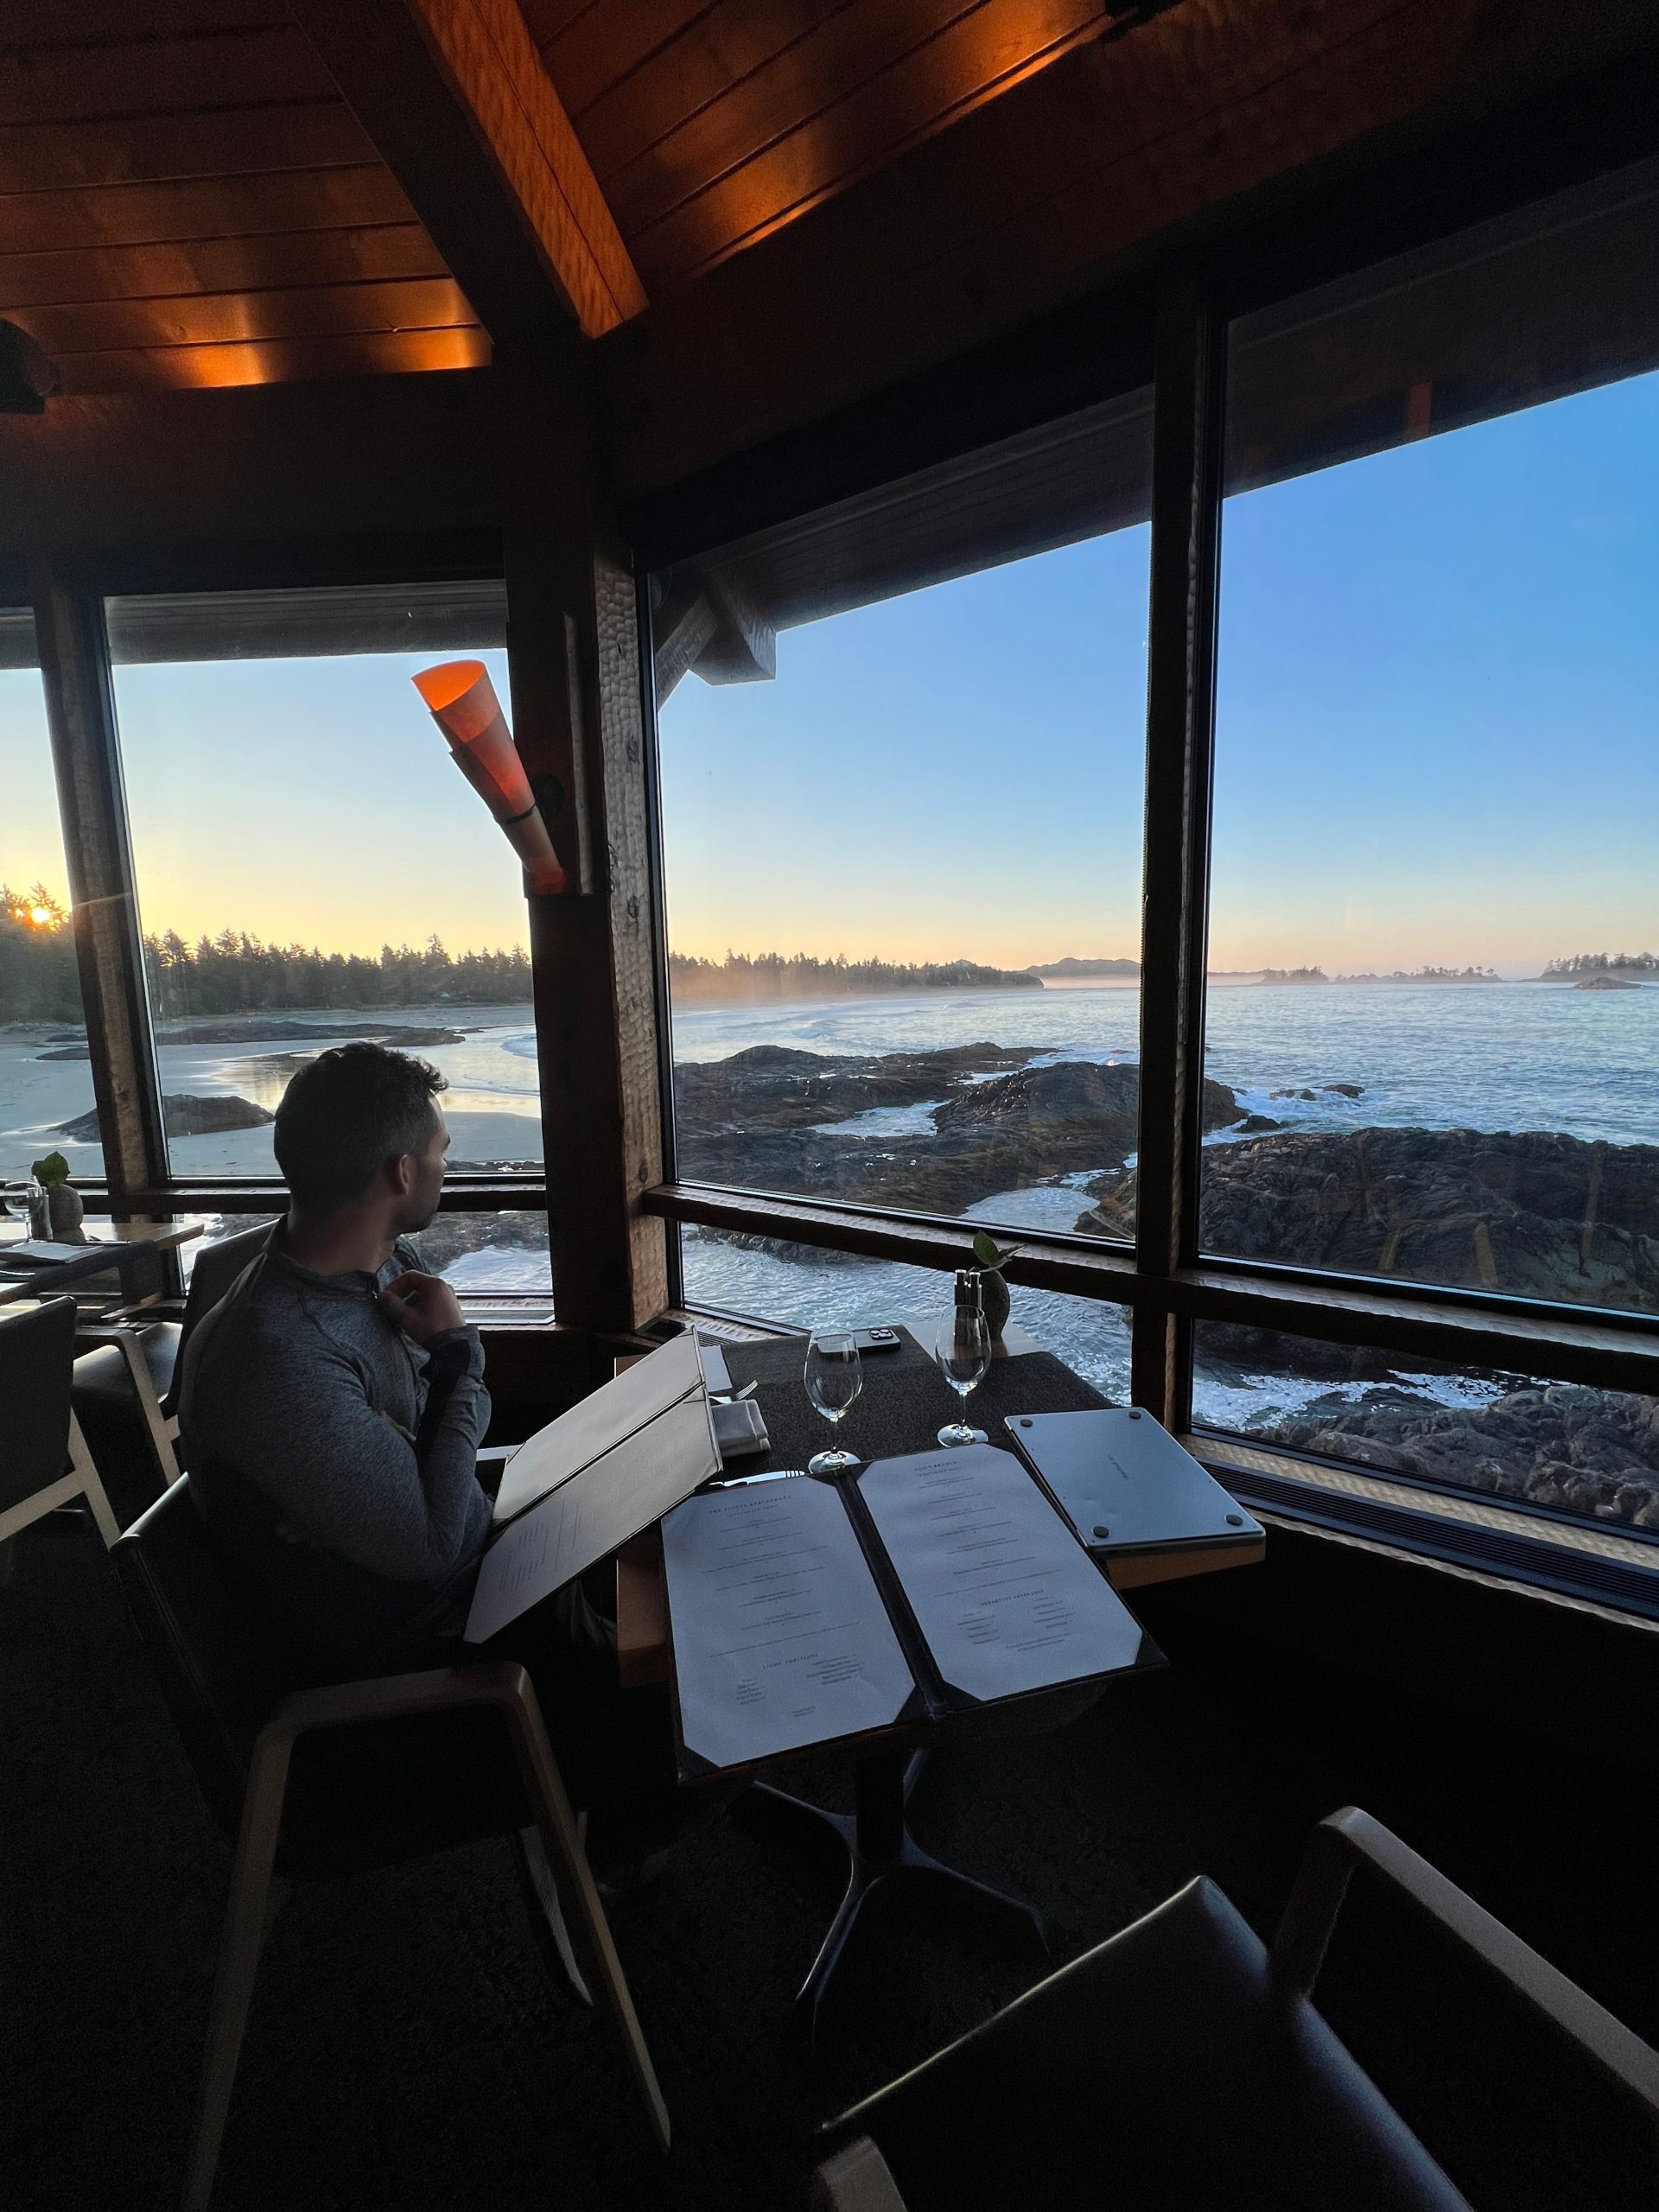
[183,1658,670,2212]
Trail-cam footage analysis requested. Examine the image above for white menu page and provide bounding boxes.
[661,1475,916,1771]
[857,1445,1149,1703]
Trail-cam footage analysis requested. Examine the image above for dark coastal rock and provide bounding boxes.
[1323,1083,1364,1097]
[1265,1384,1659,1530]
[155,1020,470,1046]
[1077,1124,1659,1316]
[54,1092,275,1142]
[675,1041,1035,1133]
[1271,1087,1319,1101]
[164,1093,276,1136]
[674,1046,1237,1218]
[48,1023,466,1065]
[1574,976,1641,991]
[1233,1114,1283,1134]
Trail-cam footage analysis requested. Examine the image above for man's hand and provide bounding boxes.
[381,1269,467,1346]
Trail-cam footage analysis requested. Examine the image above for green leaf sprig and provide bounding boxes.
[970,1230,1020,1274]
[30,1151,71,1186]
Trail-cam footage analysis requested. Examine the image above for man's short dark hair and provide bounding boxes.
[274,1042,446,1211]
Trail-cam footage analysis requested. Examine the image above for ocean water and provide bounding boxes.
[4,981,1652,1421]
[671,978,1659,1422]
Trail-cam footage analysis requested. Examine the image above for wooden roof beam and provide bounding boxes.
[292,0,645,341]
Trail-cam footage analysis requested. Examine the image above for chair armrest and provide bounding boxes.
[810,2138,910,2212]
[1273,1806,1659,2113]
[475,1444,514,1468]
[90,1298,187,1325]
[263,1660,540,1749]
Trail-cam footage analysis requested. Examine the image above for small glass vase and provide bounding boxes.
[971,1264,1010,1346]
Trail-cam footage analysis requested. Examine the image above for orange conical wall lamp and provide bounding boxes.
[413,660,567,894]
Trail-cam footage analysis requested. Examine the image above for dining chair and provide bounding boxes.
[0,1297,119,1584]
[112,1476,669,2210]
[72,1220,274,1523]
[813,1805,1659,2212]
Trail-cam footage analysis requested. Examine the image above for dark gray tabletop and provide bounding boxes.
[718,1325,1109,1473]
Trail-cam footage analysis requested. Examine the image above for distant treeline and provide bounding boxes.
[1541,952,1659,978]
[1,887,81,1022]
[1335,965,1499,983]
[142,930,532,1017]
[669,950,1042,1001]
[0,888,534,1025]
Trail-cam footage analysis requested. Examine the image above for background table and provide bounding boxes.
[0,1218,200,1307]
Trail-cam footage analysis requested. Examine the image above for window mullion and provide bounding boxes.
[29,561,171,1236]
[1132,275,1225,1426]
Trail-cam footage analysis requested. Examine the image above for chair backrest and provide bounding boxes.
[0,1297,77,1515]
[112,1477,285,1838]
[177,1219,276,1363]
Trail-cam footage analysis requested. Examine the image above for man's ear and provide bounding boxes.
[386,1151,416,1198]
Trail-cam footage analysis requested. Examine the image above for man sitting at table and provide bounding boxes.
[181,1041,667,1814]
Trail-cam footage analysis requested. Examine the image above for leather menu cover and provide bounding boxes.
[1005,1408,1263,1555]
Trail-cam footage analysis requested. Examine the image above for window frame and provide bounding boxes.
[636,173,1659,1572]
[18,543,554,1300]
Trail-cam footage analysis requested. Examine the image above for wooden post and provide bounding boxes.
[29,563,172,1230]
[496,338,669,1332]
[1132,276,1225,1426]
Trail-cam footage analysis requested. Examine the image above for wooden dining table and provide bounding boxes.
[614,1320,1266,2040]
[0,1217,202,1306]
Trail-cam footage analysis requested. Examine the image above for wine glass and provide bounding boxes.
[934,1304,990,1446]
[804,1328,863,1475]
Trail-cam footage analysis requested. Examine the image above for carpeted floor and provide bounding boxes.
[3,1515,1654,2211]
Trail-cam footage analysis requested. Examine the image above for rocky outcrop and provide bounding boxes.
[1265,1383,1659,1530]
[1081,1122,1659,1529]
[56,1093,274,1141]
[1077,1125,1659,1315]
[674,1045,1238,1218]
[1574,976,1641,991]
[41,1020,467,1060]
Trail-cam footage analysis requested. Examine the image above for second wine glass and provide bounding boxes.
[934,1300,990,1446]
[804,1327,863,1475]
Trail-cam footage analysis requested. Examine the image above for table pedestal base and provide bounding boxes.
[747,1748,1051,2044]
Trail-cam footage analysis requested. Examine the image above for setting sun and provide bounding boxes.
[28,905,53,926]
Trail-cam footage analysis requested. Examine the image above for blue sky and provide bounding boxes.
[3,365,1655,975]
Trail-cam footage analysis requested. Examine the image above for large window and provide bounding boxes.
[104,585,550,1295]
[683,1228,1132,1402]
[656,395,1155,1324]
[1192,163,1659,1516]
[0,626,100,1184]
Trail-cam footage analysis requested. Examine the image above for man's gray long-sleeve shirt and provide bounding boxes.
[181,1230,493,1676]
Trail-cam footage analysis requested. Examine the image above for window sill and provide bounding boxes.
[1189,1432,1659,1630]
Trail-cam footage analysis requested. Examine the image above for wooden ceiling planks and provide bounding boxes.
[3,168,421,257]
[0,226,445,310]
[0,23,337,127]
[51,326,491,397]
[0,0,484,390]
[0,105,381,194]
[527,0,1124,291]
[605,0,1659,497]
